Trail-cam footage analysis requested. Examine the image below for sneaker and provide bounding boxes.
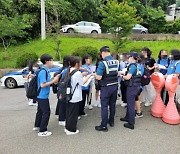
[32,103,38,106]
[108,121,114,127]
[88,104,93,110]
[124,123,134,130]
[59,121,66,126]
[95,125,108,132]
[135,112,144,118]
[28,100,34,106]
[64,128,67,133]
[78,116,81,120]
[97,104,101,108]
[38,131,52,137]
[120,117,128,122]
[81,113,88,117]
[66,130,79,135]
[145,102,152,107]
[121,102,127,107]
[33,127,40,131]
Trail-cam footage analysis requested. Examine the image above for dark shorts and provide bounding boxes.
[135,88,143,101]
[95,79,101,91]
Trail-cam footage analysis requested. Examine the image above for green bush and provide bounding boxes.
[72,46,98,61]
[16,52,38,68]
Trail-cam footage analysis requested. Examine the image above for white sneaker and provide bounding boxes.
[59,121,66,126]
[33,127,40,131]
[78,116,81,120]
[38,131,52,137]
[88,104,93,110]
[121,102,127,107]
[28,100,34,106]
[32,103,38,106]
[145,102,152,107]
[66,130,79,135]
[64,128,68,133]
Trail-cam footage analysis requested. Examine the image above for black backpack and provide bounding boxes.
[141,66,151,86]
[57,69,79,102]
[52,69,63,94]
[26,68,48,99]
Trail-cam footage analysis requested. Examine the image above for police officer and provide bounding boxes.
[119,52,142,130]
[95,46,120,132]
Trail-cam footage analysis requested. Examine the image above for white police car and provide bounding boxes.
[0,62,63,89]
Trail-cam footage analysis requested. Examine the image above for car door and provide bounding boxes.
[84,22,92,33]
[132,24,141,34]
[74,22,85,33]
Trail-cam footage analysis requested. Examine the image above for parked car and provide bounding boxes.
[132,24,148,34]
[60,21,101,34]
[0,62,63,89]
[107,24,148,34]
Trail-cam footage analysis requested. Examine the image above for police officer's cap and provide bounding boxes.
[100,46,110,53]
[129,52,138,59]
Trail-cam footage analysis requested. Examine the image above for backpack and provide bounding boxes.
[57,69,79,102]
[52,68,63,94]
[26,68,48,99]
[141,66,151,86]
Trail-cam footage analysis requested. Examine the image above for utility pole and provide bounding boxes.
[41,0,46,40]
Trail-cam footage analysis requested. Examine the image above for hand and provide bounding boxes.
[53,74,60,83]
[82,72,88,77]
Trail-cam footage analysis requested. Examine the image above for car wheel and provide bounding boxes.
[5,78,17,89]
[141,31,146,34]
[91,30,98,34]
[67,28,74,33]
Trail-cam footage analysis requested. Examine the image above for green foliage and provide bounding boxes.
[72,46,98,61]
[141,7,166,33]
[16,52,38,68]
[99,0,141,52]
[163,19,180,34]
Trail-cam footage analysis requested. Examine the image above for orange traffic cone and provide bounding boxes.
[162,74,180,125]
[151,72,166,117]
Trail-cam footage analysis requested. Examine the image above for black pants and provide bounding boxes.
[65,102,79,132]
[79,90,91,115]
[55,100,59,115]
[125,86,140,125]
[161,86,169,105]
[120,81,127,103]
[58,98,66,121]
[100,85,118,127]
[35,98,51,132]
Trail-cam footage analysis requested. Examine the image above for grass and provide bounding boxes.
[0,36,180,68]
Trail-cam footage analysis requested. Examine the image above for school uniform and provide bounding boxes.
[65,68,83,132]
[79,64,92,115]
[57,68,68,122]
[34,65,51,133]
[157,58,170,105]
[120,61,129,104]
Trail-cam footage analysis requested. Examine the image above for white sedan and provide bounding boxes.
[60,21,101,34]
[0,62,63,89]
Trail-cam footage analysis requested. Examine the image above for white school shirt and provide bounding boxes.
[69,68,83,103]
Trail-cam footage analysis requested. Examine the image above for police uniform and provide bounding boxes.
[96,53,119,131]
[121,53,142,129]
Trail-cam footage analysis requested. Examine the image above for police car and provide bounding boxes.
[0,61,63,89]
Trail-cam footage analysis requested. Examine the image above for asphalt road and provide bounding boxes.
[0,85,180,154]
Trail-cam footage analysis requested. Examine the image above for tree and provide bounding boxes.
[99,0,141,52]
[0,15,30,57]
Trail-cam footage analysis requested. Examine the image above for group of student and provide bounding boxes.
[26,46,180,136]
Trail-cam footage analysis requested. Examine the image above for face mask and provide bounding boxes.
[161,55,167,59]
[169,55,174,60]
[33,67,38,70]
